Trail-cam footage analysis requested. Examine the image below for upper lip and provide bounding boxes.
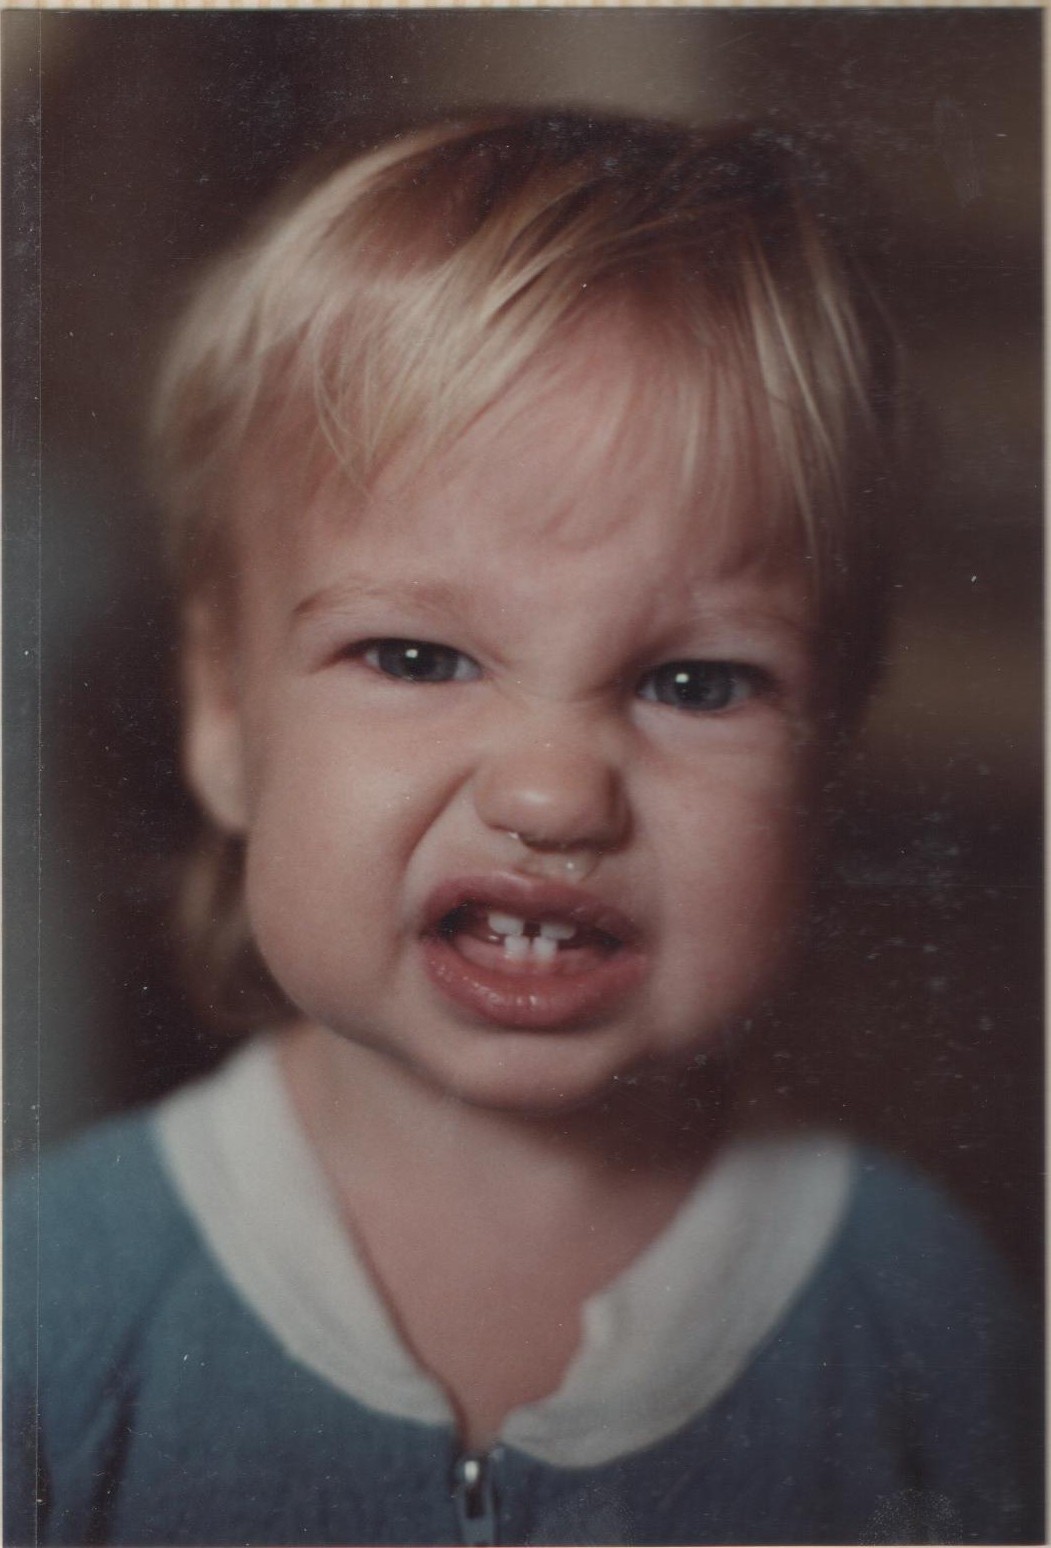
[421,872,642,947]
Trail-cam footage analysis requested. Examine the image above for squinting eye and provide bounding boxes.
[363,639,480,685]
[638,660,764,713]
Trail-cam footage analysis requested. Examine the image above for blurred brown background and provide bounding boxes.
[3,11,1042,1290]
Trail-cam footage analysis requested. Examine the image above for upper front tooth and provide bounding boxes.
[489,912,526,937]
[539,920,576,941]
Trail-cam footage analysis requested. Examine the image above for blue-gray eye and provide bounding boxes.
[639,660,760,712]
[364,639,479,684]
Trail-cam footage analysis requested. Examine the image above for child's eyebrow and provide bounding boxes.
[685,604,815,645]
[291,576,470,630]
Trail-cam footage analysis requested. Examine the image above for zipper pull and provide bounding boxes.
[452,1450,497,1546]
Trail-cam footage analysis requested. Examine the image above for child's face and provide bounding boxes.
[189,327,818,1113]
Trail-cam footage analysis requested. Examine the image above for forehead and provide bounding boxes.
[232,316,802,605]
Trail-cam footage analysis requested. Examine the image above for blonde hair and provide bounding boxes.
[152,111,904,1026]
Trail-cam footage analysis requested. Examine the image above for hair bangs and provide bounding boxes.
[155,116,899,681]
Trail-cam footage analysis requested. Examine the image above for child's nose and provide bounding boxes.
[473,735,629,856]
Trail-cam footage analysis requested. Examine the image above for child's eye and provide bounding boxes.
[362,639,480,684]
[637,660,767,713]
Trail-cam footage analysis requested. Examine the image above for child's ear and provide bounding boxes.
[182,601,249,834]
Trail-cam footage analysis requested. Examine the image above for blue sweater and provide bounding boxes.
[5,1106,1042,1545]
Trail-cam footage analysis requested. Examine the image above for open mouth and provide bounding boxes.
[419,876,646,1031]
[437,904,621,975]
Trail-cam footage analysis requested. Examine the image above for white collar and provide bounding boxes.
[156,1035,853,1468]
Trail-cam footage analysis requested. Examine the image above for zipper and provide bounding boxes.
[452,1449,498,1546]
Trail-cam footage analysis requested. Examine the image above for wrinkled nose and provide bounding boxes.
[473,735,630,860]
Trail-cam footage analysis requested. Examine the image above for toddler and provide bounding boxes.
[6,113,1041,1546]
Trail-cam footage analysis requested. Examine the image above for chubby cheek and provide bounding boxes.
[236,710,416,1017]
[652,757,810,1029]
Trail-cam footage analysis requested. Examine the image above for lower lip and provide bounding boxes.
[420,934,647,1031]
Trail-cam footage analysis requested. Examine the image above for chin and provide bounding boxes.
[398,1022,700,1118]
